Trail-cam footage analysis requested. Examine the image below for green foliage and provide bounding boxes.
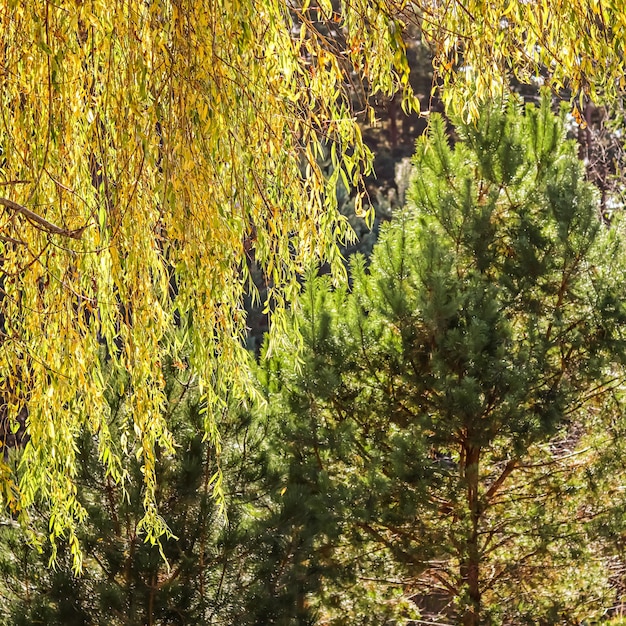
[0,357,277,625]
[263,94,626,624]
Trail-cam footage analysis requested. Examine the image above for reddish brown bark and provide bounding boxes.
[461,444,481,626]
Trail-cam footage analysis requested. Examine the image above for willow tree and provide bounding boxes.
[0,0,625,569]
[419,0,626,116]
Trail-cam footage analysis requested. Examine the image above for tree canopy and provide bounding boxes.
[419,0,626,115]
[266,96,626,624]
[1,0,625,568]
[0,0,416,565]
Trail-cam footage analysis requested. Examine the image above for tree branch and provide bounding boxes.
[0,196,88,239]
[482,459,518,507]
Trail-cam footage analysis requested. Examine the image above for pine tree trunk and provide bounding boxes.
[461,444,481,626]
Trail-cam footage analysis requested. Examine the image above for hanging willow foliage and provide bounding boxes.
[0,0,624,570]
[419,0,626,116]
[0,0,416,570]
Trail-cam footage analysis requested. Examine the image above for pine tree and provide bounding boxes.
[0,356,278,625]
[265,95,626,625]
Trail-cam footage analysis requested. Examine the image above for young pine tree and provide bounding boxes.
[0,355,280,626]
[266,95,626,625]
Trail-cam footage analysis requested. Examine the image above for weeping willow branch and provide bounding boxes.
[0,197,88,239]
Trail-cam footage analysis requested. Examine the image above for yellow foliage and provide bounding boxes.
[417,0,626,112]
[0,0,624,569]
[0,0,410,569]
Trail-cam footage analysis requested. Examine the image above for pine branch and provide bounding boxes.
[482,459,518,507]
